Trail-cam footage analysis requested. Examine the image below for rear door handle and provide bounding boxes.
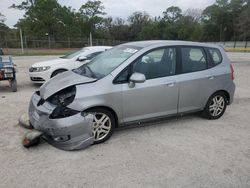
[207,76,214,80]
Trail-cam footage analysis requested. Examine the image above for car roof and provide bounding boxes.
[83,46,112,50]
[123,40,221,49]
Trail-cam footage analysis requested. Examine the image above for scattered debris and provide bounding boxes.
[19,113,33,129]
[22,130,43,148]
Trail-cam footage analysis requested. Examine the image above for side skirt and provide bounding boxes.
[119,109,203,128]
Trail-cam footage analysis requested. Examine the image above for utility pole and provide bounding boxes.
[19,28,24,54]
[45,33,50,49]
[89,32,92,46]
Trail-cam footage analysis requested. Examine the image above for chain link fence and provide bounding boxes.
[0,37,128,55]
[209,41,250,52]
[1,37,249,55]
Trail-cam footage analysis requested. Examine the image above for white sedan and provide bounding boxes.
[29,46,112,83]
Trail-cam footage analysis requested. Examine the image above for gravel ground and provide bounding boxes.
[0,53,250,188]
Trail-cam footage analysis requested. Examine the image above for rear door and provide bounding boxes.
[177,46,212,113]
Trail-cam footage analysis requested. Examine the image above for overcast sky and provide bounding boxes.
[0,0,215,27]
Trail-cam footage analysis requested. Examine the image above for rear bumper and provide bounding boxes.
[228,82,236,105]
[28,93,94,150]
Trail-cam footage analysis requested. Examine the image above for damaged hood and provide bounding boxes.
[40,71,97,99]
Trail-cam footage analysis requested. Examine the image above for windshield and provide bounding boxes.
[61,48,88,59]
[73,45,141,78]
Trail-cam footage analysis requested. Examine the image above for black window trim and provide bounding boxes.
[205,47,223,68]
[178,45,209,74]
[113,45,179,84]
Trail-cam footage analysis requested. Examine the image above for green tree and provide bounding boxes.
[236,5,250,40]
[109,18,130,41]
[79,0,106,37]
[12,0,79,40]
[202,0,248,41]
[7,0,250,44]
[177,16,203,41]
[0,12,6,23]
[0,13,16,47]
[10,0,34,10]
[163,6,182,23]
[139,21,162,40]
[128,11,151,40]
[184,8,203,22]
[202,2,230,41]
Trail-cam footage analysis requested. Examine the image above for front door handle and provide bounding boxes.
[166,81,176,87]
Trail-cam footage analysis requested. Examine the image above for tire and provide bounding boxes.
[86,108,115,144]
[202,92,227,119]
[10,79,17,92]
[51,69,67,78]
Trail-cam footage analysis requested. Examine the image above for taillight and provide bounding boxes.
[230,64,234,80]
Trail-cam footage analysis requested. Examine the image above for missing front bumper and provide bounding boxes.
[24,93,95,151]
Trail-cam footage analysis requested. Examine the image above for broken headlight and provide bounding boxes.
[50,106,79,119]
[48,86,76,106]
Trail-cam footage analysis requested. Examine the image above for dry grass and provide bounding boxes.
[225,47,250,52]
[3,48,80,56]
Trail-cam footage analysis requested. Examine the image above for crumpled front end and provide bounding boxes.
[28,91,94,151]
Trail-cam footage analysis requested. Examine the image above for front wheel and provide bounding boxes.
[10,79,17,92]
[87,108,115,144]
[202,92,227,119]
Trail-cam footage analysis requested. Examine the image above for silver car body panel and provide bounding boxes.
[121,75,178,122]
[28,40,235,150]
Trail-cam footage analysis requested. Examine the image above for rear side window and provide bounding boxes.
[208,48,222,65]
[181,47,207,73]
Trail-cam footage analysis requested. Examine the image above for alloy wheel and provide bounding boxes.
[209,95,225,117]
[92,112,112,141]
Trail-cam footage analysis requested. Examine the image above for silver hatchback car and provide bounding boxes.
[28,41,235,150]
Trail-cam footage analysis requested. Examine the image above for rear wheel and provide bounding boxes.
[10,79,17,92]
[87,108,115,144]
[202,92,227,119]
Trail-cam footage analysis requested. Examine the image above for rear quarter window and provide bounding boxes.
[208,48,222,65]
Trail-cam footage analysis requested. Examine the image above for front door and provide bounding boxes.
[119,47,179,123]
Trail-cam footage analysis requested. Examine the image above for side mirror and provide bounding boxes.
[128,72,146,88]
[77,56,87,62]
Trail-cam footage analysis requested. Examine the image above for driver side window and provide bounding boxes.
[133,47,176,80]
[114,47,176,83]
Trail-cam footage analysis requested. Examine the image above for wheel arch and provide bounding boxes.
[84,106,119,128]
[210,90,230,104]
[51,68,68,78]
